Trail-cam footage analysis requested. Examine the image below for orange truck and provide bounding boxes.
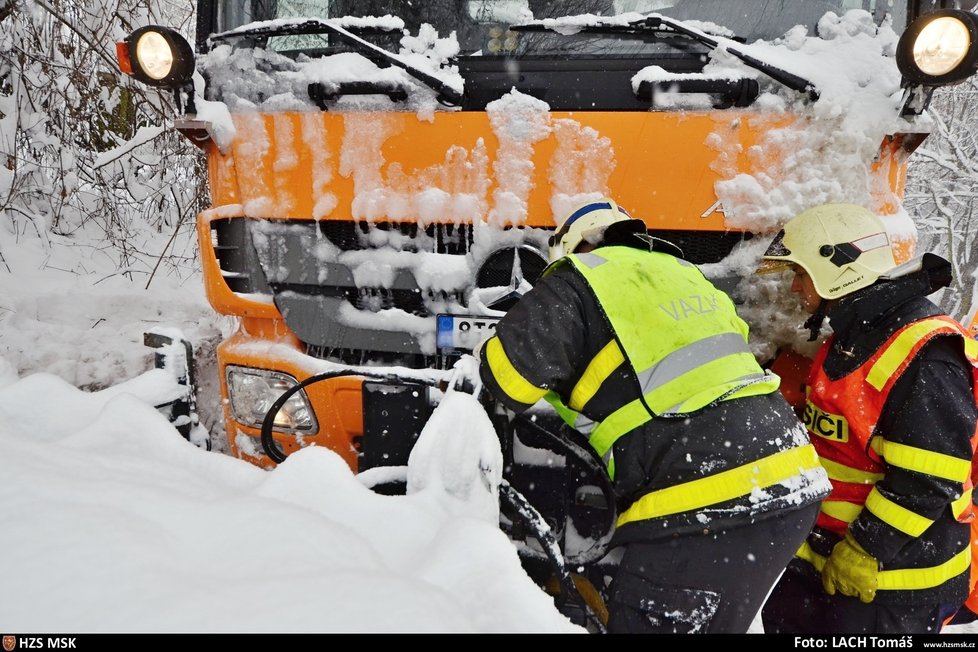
[119,1,978,627]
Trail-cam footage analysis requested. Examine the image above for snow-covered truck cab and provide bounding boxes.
[118,0,978,625]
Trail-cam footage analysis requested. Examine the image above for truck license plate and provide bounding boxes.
[436,314,500,352]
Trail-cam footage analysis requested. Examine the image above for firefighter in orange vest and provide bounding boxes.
[758,203,978,634]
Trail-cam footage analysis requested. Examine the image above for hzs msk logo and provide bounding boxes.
[3,636,16,652]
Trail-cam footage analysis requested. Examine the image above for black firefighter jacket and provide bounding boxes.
[478,244,829,544]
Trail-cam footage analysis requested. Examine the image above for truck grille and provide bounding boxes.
[319,221,475,255]
[209,218,750,367]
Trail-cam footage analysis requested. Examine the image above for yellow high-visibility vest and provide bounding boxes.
[561,247,780,473]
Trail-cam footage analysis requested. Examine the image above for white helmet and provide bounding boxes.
[761,203,897,300]
[548,198,641,262]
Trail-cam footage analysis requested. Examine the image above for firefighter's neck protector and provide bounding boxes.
[759,203,898,301]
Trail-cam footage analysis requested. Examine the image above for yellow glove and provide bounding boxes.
[821,534,880,604]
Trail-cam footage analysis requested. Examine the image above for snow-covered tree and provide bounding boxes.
[0,0,204,286]
[904,78,978,324]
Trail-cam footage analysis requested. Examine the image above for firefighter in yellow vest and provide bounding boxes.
[477,198,831,633]
[759,203,978,634]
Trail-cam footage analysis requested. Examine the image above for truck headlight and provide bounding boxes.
[897,9,978,87]
[117,25,195,88]
[226,366,317,433]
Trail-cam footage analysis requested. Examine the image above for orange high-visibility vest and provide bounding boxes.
[805,316,978,608]
[805,316,978,537]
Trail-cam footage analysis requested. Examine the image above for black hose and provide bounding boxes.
[259,370,439,463]
[499,482,608,634]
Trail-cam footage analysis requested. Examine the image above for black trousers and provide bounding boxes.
[761,560,948,634]
[605,502,820,633]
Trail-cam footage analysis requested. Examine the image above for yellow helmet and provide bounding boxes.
[548,198,639,262]
[761,203,897,300]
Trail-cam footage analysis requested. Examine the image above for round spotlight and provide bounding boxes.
[136,31,175,81]
[898,9,978,87]
[124,25,195,87]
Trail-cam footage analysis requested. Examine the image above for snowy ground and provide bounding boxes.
[0,227,589,633]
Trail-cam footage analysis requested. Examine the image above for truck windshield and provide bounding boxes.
[212,1,907,56]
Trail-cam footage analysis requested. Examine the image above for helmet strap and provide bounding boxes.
[803,299,828,342]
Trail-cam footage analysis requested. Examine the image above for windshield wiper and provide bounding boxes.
[209,18,464,106]
[643,15,818,101]
[512,15,819,102]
